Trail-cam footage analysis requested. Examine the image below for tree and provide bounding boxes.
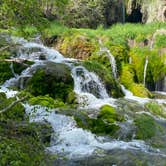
[0,0,69,29]
[0,0,46,29]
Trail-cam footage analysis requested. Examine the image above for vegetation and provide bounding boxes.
[74,105,125,137]
[145,102,166,118]
[134,114,159,140]
[0,0,166,164]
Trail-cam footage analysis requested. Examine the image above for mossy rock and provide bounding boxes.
[99,105,124,123]
[82,61,124,98]
[73,105,124,137]
[29,95,65,108]
[145,102,166,118]
[26,62,74,102]
[56,34,98,60]
[74,110,120,137]
[134,114,160,140]
[0,92,25,122]
[131,83,152,98]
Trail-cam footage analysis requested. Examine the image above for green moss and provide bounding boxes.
[29,95,65,108]
[74,112,120,137]
[66,91,77,105]
[154,34,166,48]
[145,102,166,118]
[131,83,152,98]
[99,105,124,123]
[109,45,129,74]
[120,64,152,98]
[134,114,157,140]
[0,62,13,84]
[82,61,124,98]
[120,64,134,89]
[26,63,74,102]
[130,47,165,86]
[74,105,125,137]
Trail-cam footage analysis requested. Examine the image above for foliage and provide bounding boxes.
[134,114,158,140]
[145,102,166,118]
[29,95,65,108]
[99,105,124,123]
[0,121,53,166]
[154,34,166,48]
[0,62,13,85]
[0,0,47,29]
[0,93,25,122]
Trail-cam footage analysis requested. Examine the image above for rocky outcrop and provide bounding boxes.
[126,0,166,23]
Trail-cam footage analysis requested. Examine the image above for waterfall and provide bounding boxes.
[143,56,148,86]
[71,66,115,109]
[1,36,165,161]
[106,49,118,79]
[129,57,132,64]
[72,66,109,99]
[99,40,118,79]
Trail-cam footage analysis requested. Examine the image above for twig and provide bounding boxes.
[0,96,28,114]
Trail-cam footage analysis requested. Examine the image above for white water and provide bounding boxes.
[143,56,149,86]
[120,85,149,104]
[1,37,165,160]
[71,66,116,109]
[24,104,162,159]
[99,40,118,79]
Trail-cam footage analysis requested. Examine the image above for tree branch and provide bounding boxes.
[0,96,28,114]
[0,58,29,67]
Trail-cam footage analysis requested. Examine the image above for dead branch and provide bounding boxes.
[0,96,28,114]
[0,58,29,67]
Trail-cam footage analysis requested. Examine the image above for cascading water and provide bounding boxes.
[99,40,118,79]
[71,66,116,109]
[143,56,149,86]
[1,36,166,163]
[72,66,109,99]
[24,104,163,159]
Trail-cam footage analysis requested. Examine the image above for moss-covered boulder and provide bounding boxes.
[134,113,162,140]
[26,62,74,102]
[99,105,124,123]
[72,105,125,137]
